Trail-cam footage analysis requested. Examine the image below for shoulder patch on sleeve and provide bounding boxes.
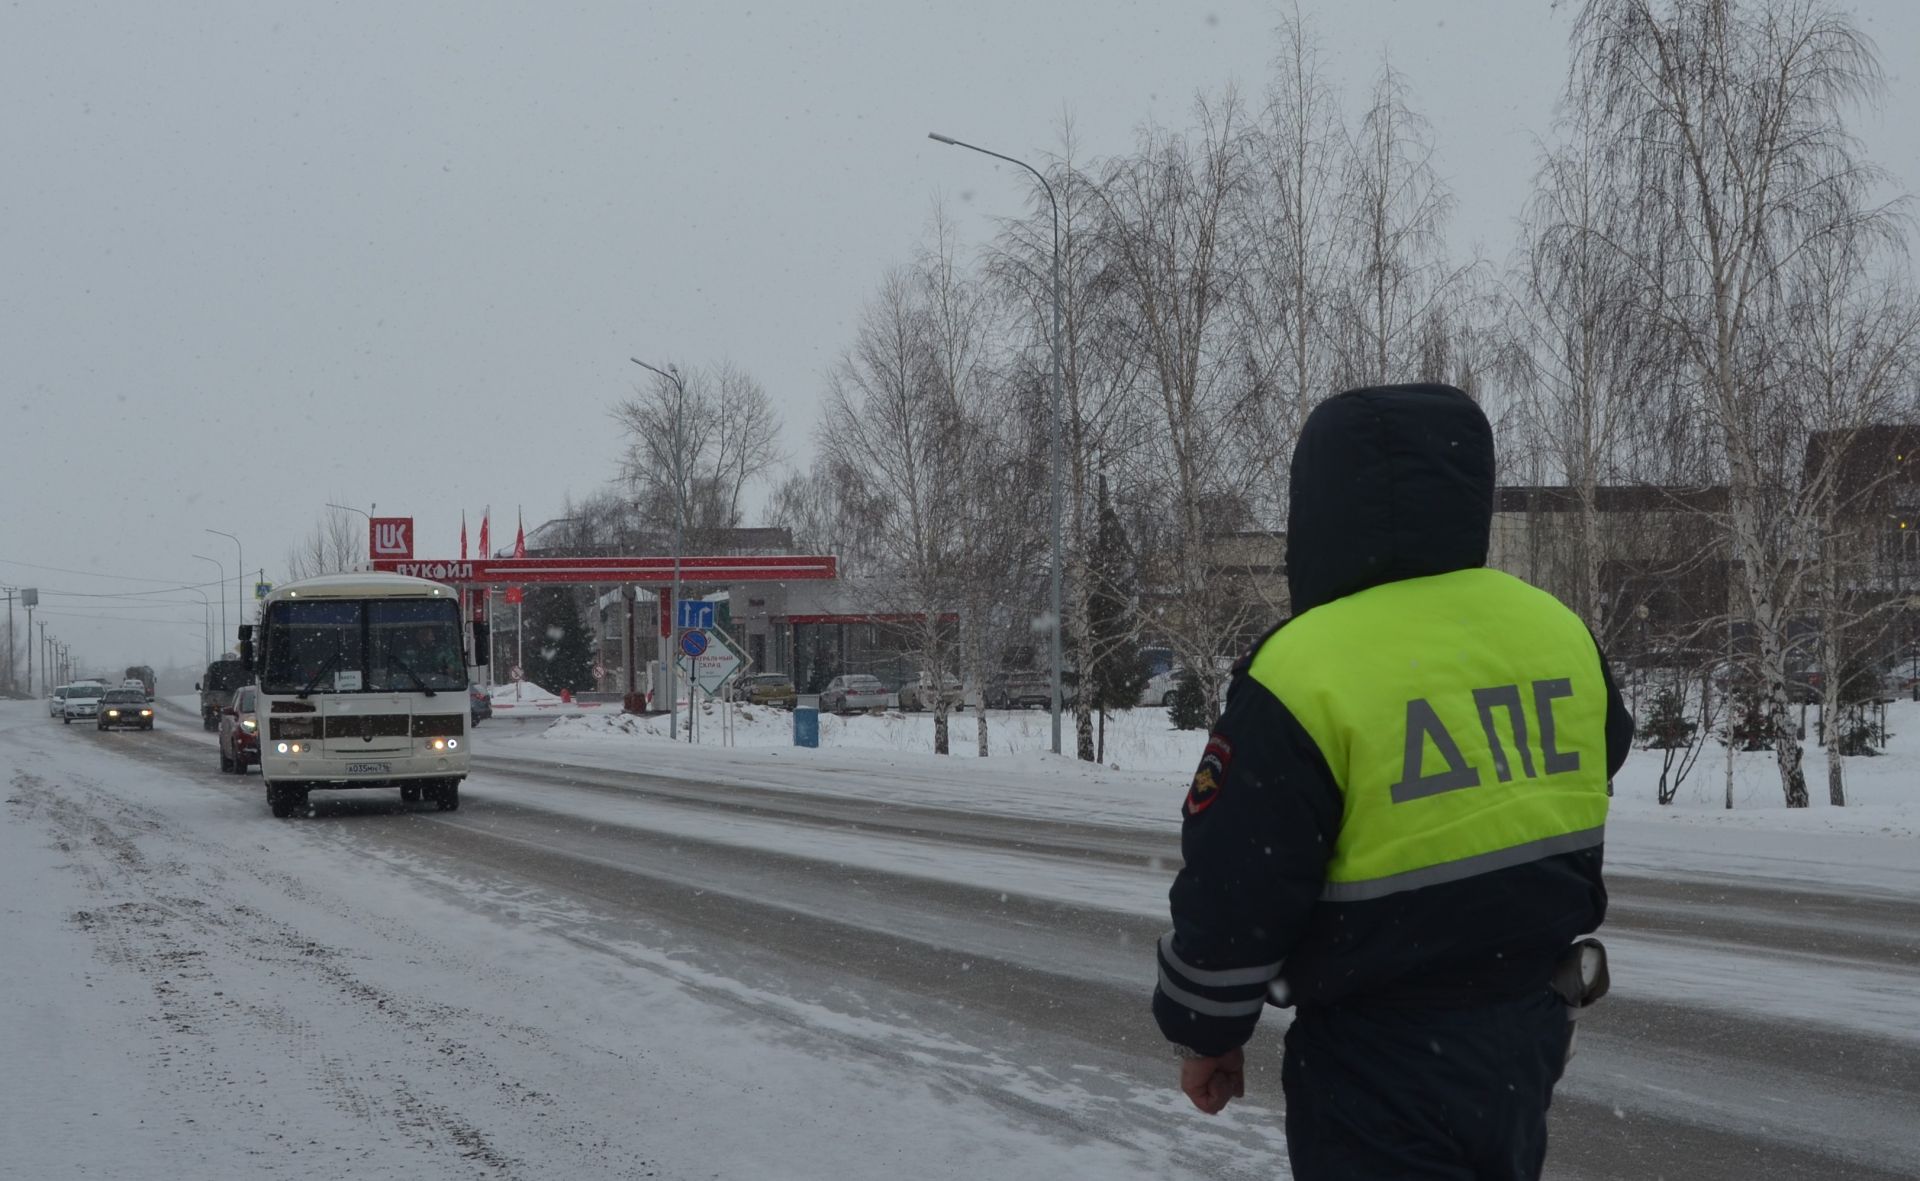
[1184,734,1233,818]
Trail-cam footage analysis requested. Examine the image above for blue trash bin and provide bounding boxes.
[793,694,820,748]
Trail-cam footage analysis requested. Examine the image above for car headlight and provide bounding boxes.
[107,709,119,717]
[141,709,153,717]
[240,718,257,732]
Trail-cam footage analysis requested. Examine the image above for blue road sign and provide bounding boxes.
[679,629,709,658]
[676,600,716,630]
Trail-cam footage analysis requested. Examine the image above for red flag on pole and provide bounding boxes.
[504,508,527,604]
[460,511,469,561]
[478,508,490,558]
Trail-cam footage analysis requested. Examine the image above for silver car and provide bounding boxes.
[62,682,109,724]
[820,674,889,714]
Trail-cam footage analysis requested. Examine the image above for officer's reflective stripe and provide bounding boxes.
[1319,826,1605,902]
[1156,965,1269,1018]
[1158,932,1282,988]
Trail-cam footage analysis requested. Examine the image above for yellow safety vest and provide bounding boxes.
[1248,567,1611,902]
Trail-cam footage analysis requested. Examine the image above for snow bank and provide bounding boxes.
[488,679,561,705]
[505,695,1920,844]
[536,701,1206,772]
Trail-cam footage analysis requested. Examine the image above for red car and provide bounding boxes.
[218,686,261,773]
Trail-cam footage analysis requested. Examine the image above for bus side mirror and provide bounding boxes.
[473,621,491,667]
[238,624,255,671]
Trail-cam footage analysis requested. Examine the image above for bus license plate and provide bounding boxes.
[346,762,391,775]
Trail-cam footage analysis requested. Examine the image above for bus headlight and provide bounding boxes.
[431,738,447,751]
[447,738,458,750]
[277,742,290,754]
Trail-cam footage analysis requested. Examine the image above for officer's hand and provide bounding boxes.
[1179,1048,1245,1115]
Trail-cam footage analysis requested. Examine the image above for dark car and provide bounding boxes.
[218,686,259,772]
[197,657,253,729]
[96,688,155,731]
[987,670,1074,711]
[469,684,493,726]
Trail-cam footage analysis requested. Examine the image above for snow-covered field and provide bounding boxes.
[506,694,1920,840]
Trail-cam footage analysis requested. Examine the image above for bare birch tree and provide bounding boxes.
[1234,6,1353,525]
[817,252,981,755]
[1335,60,1473,388]
[1784,190,1920,805]
[285,504,365,580]
[614,360,785,548]
[1573,0,1897,805]
[1093,94,1264,719]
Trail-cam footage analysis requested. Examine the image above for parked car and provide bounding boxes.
[62,682,109,724]
[897,672,964,712]
[47,684,71,718]
[1139,666,1183,709]
[97,688,155,731]
[739,673,798,709]
[219,686,260,772]
[820,674,889,714]
[988,670,1068,711]
[468,684,493,726]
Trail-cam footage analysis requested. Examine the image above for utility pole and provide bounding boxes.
[194,554,227,654]
[631,357,690,740]
[3,586,14,693]
[207,529,243,644]
[928,132,1067,754]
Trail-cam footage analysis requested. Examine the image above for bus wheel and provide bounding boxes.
[432,780,461,812]
[400,784,421,804]
[267,784,306,818]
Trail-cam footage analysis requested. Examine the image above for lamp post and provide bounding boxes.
[928,130,1066,755]
[631,357,689,741]
[207,528,244,634]
[193,554,227,654]
[180,585,213,665]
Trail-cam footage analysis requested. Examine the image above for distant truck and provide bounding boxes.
[123,665,157,697]
[197,657,252,729]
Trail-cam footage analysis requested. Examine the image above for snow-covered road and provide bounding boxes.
[5,699,1917,1179]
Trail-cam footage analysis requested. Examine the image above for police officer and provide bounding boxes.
[1153,383,1632,1181]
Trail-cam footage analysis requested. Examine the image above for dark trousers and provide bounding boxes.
[1281,989,1572,1181]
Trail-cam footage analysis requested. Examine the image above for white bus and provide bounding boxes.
[241,572,485,818]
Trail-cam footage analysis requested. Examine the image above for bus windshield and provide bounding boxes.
[260,597,465,695]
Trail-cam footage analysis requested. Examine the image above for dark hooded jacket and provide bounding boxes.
[1153,383,1633,1057]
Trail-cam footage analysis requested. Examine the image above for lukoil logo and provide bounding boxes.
[370,517,414,558]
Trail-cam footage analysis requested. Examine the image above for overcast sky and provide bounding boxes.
[5,0,1917,675]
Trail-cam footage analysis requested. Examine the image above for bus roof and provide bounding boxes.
[263,571,457,603]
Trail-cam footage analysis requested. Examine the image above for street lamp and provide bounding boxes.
[631,357,689,741]
[179,585,214,665]
[929,131,1066,754]
[207,528,244,635]
[192,554,227,653]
